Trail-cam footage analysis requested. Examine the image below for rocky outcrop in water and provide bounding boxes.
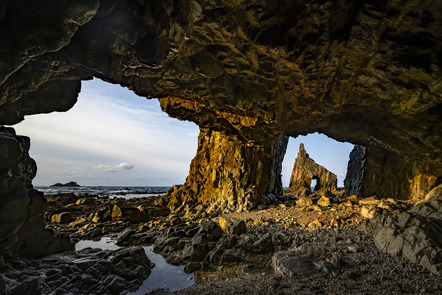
[0,126,73,258]
[286,144,337,196]
[50,181,80,187]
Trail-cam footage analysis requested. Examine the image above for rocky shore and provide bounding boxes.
[2,185,439,294]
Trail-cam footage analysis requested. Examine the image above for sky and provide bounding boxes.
[13,79,354,187]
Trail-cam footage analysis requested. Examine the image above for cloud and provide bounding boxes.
[96,162,134,172]
[115,162,134,170]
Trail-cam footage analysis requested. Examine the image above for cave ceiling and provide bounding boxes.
[0,0,441,171]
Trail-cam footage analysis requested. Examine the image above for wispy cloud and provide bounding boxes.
[115,162,134,170]
[96,162,134,172]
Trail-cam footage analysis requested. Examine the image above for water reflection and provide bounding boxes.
[75,238,194,293]
[129,246,194,294]
[194,264,245,284]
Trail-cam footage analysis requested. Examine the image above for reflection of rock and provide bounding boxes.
[287,144,337,196]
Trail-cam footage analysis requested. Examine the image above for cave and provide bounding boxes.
[0,0,441,292]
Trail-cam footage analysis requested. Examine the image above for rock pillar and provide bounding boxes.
[168,128,288,212]
[0,127,73,258]
[287,143,337,196]
[344,145,366,197]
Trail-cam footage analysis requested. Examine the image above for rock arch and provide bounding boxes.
[0,0,441,257]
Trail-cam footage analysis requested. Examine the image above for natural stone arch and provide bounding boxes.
[0,0,441,258]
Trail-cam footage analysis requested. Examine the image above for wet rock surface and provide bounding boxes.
[0,246,152,295]
[27,190,438,294]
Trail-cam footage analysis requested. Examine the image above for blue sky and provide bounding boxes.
[14,79,353,187]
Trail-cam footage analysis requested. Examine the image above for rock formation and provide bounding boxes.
[0,0,441,256]
[0,127,73,258]
[344,145,366,197]
[166,128,288,212]
[287,143,337,195]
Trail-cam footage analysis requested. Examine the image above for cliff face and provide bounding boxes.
[287,144,338,196]
[0,1,441,255]
[0,127,73,258]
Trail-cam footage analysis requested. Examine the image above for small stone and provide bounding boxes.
[296,197,313,206]
[308,220,322,228]
[51,212,73,223]
[360,206,382,218]
[76,198,95,205]
[317,196,330,207]
[359,196,380,206]
[340,195,358,203]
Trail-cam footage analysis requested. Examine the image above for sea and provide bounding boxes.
[34,186,171,199]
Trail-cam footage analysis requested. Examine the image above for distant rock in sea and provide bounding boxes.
[50,181,80,187]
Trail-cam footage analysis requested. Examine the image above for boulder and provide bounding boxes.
[317,196,331,207]
[364,185,442,275]
[51,212,73,223]
[76,198,95,205]
[111,205,148,223]
[296,197,313,207]
[272,251,340,277]
[219,218,247,235]
[197,221,223,241]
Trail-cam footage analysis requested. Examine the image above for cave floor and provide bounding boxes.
[40,194,441,295]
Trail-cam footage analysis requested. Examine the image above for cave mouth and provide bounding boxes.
[13,78,199,187]
[281,133,355,190]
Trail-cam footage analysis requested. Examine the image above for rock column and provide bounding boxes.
[0,127,73,258]
[168,128,288,212]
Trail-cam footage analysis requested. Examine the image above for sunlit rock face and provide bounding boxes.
[286,144,337,196]
[0,0,441,246]
[166,128,288,212]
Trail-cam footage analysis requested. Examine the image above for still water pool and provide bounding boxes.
[75,237,194,293]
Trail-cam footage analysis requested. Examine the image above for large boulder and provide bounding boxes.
[111,204,149,223]
[363,184,442,275]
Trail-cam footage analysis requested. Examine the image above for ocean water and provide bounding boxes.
[35,186,171,198]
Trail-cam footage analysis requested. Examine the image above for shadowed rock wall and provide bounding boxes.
[0,127,73,258]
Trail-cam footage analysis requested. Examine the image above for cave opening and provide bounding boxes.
[281,132,354,190]
[13,78,199,188]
